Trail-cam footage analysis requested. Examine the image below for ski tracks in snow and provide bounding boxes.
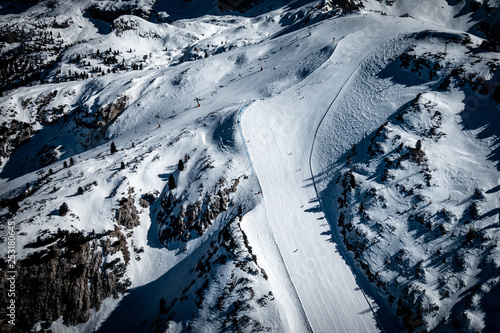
[240,16,436,333]
[237,102,314,332]
[240,19,388,333]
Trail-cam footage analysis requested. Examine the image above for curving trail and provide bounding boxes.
[240,16,431,333]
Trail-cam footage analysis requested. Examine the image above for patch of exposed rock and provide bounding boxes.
[157,178,240,245]
[92,95,128,144]
[0,119,33,167]
[116,195,140,229]
[0,228,132,332]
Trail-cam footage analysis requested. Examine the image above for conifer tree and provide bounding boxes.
[168,174,176,190]
[159,298,166,314]
[59,202,69,216]
[349,172,356,189]
[415,139,422,151]
[110,141,117,154]
[8,199,20,214]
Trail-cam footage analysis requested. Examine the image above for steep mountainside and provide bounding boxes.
[0,0,499,332]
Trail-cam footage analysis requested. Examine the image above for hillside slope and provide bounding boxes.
[0,0,499,332]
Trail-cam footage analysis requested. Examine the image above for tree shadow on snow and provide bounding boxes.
[486,184,500,194]
[96,235,213,332]
[145,172,176,249]
[377,59,429,88]
[459,92,500,171]
[436,244,500,331]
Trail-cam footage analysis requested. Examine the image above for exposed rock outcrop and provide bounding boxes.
[157,178,239,245]
[0,229,132,332]
[116,195,140,229]
[0,120,32,167]
[92,95,128,144]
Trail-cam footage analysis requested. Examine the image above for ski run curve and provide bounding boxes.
[241,15,443,333]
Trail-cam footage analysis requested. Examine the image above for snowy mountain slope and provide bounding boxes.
[362,0,475,30]
[325,90,500,331]
[309,15,500,333]
[0,0,499,332]
[0,1,344,331]
[0,0,330,179]
[241,15,425,333]
[362,0,500,46]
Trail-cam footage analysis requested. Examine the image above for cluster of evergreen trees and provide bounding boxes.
[0,22,68,91]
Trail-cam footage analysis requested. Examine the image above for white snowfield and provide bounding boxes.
[1,0,497,332]
[240,5,488,330]
[241,15,427,333]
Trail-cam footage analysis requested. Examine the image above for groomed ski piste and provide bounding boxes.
[1,0,499,332]
[240,13,439,333]
[229,3,499,332]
